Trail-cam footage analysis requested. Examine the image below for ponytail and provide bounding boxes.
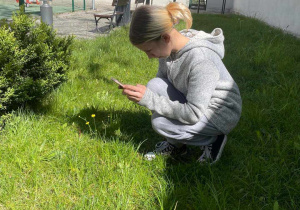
[166,3,192,30]
[130,2,192,45]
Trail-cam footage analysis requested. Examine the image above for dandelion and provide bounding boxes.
[78,115,97,138]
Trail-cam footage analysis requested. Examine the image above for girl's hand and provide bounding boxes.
[122,84,146,103]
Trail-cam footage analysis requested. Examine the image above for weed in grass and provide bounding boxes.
[78,114,98,138]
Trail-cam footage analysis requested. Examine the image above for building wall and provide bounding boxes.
[206,0,300,37]
[206,0,233,13]
[233,0,300,37]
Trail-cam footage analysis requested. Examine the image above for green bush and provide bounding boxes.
[0,11,74,113]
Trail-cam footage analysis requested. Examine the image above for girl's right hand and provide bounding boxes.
[122,84,146,103]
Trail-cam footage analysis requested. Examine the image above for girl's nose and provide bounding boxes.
[147,52,156,59]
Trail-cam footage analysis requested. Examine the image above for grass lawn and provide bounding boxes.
[0,13,300,209]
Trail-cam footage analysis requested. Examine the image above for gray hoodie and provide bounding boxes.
[138,28,242,134]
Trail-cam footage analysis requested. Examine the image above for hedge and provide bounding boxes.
[0,10,74,114]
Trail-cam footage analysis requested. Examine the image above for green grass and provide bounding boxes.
[1,14,300,209]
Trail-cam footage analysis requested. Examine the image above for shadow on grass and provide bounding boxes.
[161,144,237,209]
[67,106,163,152]
[67,106,233,208]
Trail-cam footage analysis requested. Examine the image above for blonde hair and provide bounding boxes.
[129,2,192,45]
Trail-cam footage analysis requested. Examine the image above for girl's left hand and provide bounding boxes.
[122,84,146,103]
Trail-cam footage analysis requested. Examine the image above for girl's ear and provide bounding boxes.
[161,33,171,44]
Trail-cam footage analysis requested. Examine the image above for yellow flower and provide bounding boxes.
[91,114,96,118]
[86,122,89,125]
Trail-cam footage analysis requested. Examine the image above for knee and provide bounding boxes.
[151,113,166,134]
[146,78,169,94]
[151,113,186,140]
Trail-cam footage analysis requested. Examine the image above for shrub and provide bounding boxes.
[0,10,74,113]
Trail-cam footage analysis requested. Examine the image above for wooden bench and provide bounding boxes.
[94,0,130,31]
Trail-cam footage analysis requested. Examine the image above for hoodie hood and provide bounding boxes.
[175,28,225,59]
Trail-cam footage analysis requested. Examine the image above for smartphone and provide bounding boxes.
[111,77,124,88]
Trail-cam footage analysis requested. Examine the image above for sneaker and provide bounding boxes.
[198,135,227,164]
[144,141,187,161]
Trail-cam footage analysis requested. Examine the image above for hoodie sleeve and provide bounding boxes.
[138,59,219,124]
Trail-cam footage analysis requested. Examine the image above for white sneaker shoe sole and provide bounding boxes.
[144,152,156,161]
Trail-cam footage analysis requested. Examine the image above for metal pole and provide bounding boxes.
[19,0,25,12]
[115,0,131,25]
[83,0,86,10]
[40,0,53,26]
[72,0,75,12]
[221,0,226,14]
[92,0,95,10]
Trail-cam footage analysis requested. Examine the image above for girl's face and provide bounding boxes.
[135,36,172,59]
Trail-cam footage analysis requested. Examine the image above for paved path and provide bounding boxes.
[52,10,113,39]
[0,0,132,39]
[51,0,124,39]
[1,0,208,39]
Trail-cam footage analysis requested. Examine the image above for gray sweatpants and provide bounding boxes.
[147,78,223,147]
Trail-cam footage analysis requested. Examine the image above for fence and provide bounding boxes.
[0,0,112,19]
[189,0,207,12]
